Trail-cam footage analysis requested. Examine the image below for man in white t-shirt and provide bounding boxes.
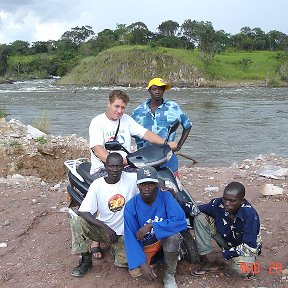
[89,89,177,178]
[70,153,138,277]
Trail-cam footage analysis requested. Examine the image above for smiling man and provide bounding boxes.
[192,181,262,279]
[89,89,177,179]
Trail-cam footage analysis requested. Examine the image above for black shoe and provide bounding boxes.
[71,252,92,277]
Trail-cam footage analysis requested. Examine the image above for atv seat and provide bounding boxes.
[77,162,93,186]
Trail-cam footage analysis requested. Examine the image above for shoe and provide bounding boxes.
[70,252,92,277]
[91,246,104,260]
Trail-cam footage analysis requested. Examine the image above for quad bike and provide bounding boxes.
[64,121,201,264]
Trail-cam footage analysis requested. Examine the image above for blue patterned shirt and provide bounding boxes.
[199,198,262,259]
[131,98,192,149]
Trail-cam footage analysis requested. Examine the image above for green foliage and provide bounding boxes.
[9,141,22,148]
[265,73,282,87]
[31,110,50,133]
[278,61,288,82]
[0,108,7,118]
[36,136,47,144]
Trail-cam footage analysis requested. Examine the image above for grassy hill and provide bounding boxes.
[58,45,288,87]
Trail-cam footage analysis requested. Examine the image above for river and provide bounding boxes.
[0,79,287,167]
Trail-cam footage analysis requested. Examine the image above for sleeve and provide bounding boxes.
[78,180,98,214]
[124,200,147,270]
[152,192,188,240]
[223,210,261,259]
[89,116,105,149]
[178,105,192,129]
[126,115,147,139]
[198,201,214,216]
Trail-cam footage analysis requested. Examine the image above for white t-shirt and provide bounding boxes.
[78,172,138,235]
[89,113,147,174]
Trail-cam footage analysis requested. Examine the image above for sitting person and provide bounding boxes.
[124,166,188,288]
[193,181,262,279]
[69,153,138,277]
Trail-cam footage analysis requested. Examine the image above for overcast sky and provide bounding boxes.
[0,0,287,44]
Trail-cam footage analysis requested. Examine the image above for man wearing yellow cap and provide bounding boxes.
[131,78,192,176]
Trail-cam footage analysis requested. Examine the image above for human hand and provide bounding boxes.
[104,226,118,244]
[167,141,178,151]
[136,224,152,240]
[140,263,157,281]
[123,158,128,166]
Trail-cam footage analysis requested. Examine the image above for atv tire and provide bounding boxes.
[180,229,201,264]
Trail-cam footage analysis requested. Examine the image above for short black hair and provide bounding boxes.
[224,181,245,199]
[106,152,123,164]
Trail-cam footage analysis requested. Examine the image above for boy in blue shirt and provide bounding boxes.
[124,166,187,288]
[193,181,262,279]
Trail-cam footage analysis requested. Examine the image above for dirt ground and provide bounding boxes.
[0,119,288,288]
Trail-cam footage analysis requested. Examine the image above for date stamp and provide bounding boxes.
[239,261,283,275]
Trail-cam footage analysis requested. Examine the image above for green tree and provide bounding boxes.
[31,41,49,54]
[10,40,30,55]
[158,20,180,36]
[60,25,95,46]
[181,20,227,56]
[267,30,288,50]
[90,29,117,53]
[0,45,9,75]
[126,22,151,45]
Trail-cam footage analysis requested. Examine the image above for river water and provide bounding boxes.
[1,79,287,167]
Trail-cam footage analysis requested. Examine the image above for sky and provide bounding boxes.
[0,0,287,45]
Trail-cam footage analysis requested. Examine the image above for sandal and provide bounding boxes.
[192,265,220,276]
[91,246,104,260]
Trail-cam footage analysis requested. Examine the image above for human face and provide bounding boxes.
[149,85,165,102]
[138,182,158,204]
[222,192,244,215]
[107,98,127,120]
[105,157,124,183]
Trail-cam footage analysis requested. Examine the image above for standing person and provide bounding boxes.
[89,89,177,179]
[131,78,192,176]
[69,153,139,277]
[124,166,187,288]
[192,181,262,279]
[89,89,177,259]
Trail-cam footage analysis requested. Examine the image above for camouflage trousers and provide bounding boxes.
[70,216,127,267]
[194,213,257,276]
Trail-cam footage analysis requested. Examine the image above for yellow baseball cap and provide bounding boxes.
[147,78,171,90]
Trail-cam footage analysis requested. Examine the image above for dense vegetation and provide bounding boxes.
[1,20,288,85]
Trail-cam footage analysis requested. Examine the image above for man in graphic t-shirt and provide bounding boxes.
[69,153,138,277]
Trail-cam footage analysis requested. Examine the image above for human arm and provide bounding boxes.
[152,192,188,239]
[78,211,118,245]
[92,145,128,166]
[124,200,148,270]
[174,126,191,152]
[91,145,109,163]
[143,130,178,151]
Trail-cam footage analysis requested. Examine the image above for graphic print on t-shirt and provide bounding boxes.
[108,194,125,212]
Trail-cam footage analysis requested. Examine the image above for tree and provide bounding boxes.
[31,41,49,54]
[158,20,180,36]
[126,22,151,45]
[181,20,227,56]
[114,24,129,44]
[0,45,9,75]
[10,40,30,55]
[267,30,288,51]
[90,29,117,52]
[60,25,95,46]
